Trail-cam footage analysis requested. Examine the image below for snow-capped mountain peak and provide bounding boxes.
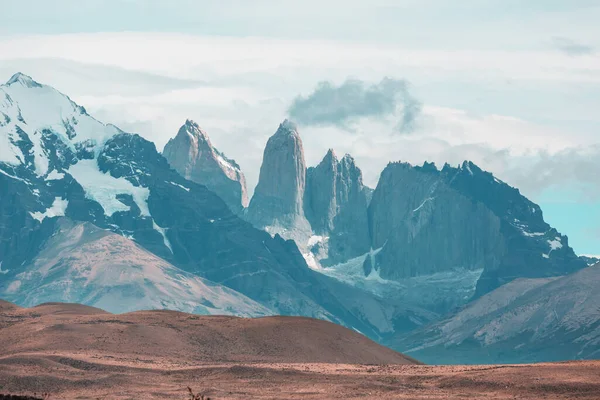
[0,73,120,175]
[5,72,42,88]
[0,73,173,253]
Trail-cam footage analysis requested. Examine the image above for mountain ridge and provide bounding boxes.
[0,73,416,342]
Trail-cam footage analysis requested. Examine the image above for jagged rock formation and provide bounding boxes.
[245,119,311,240]
[163,120,248,213]
[368,161,586,296]
[243,123,583,306]
[304,150,371,265]
[158,114,585,320]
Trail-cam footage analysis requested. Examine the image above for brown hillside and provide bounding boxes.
[0,301,416,365]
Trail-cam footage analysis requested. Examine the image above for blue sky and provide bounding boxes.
[3,0,599,45]
[1,0,599,254]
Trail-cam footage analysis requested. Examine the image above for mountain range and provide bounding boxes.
[0,73,426,341]
[0,73,597,364]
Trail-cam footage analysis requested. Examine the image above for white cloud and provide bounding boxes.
[0,32,598,204]
[2,33,600,83]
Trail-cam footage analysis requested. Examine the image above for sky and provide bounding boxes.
[1,0,599,255]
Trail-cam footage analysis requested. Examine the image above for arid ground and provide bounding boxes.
[1,301,599,399]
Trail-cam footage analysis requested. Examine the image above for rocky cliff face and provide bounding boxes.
[368,161,586,295]
[304,150,371,265]
[304,149,338,234]
[368,162,504,280]
[163,120,248,213]
[246,119,311,240]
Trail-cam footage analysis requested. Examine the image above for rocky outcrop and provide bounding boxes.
[304,150,371,264]
[246,119,311,240]
[368,161,586,295]
[163,120,248,213]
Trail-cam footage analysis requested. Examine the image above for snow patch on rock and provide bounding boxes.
[168,181,190,192]
[68,159,150,217]
[308,235,327,247]
[152,220,173,253]
[29,197,68,222]
[543,237,563,258]
[548,237,563,251]
[215,151,239,172]
[46,170,65,180]
[312,246,483,312]
[413,197,434,213]
[0,166,29,184]
[0,261,9,275]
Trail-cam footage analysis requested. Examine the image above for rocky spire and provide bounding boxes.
[304,151,371,264]
[304,148,338,233]
[163,120,248,213]
[246,119,310,239]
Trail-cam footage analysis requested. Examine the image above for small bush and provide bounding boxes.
[187,387,211,400]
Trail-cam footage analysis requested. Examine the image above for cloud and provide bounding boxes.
[425,141,600,202]
[288,77,422,133]
[2,33,596,200]
[552,37,594,56]
[507,145,600,201]
[0,58,207,98]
